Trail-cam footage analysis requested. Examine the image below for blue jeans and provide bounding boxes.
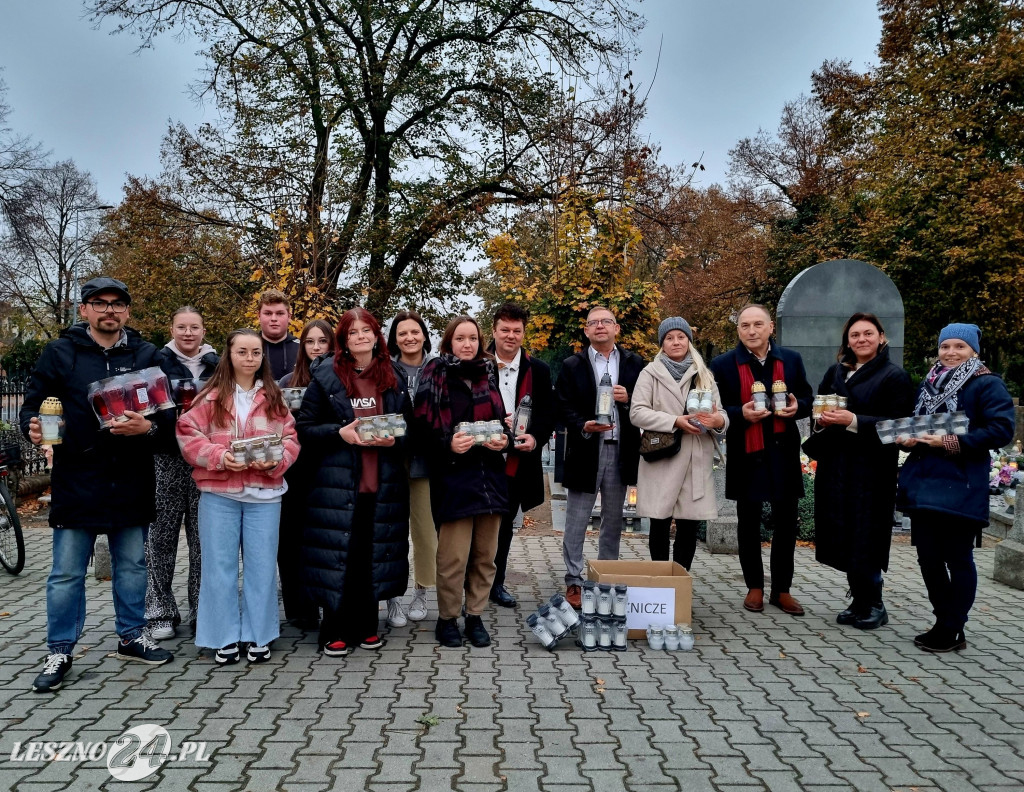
[47,526,148,654]
[196,493,281,649]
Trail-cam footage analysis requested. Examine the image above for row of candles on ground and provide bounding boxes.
[355,414,409,442]
[526,589,631,652]
[876,412,970,444]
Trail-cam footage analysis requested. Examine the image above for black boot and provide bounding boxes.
[435,618,463,648]
[836,601,866,625]
[852,579,888,630]
[916,626,966,653]
[463,615,491,647]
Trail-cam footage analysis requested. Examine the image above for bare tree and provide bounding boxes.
[0,76,48,227]
[0,161,104,334]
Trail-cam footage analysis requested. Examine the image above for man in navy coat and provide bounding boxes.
[556,306,644,609]
[710,304,813,616]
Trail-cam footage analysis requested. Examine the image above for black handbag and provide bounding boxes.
[638,429,682,462]
[801,428,831,461]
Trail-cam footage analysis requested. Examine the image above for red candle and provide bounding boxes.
[176,379,198,411]
[127,377,152,413]
[103,381,128,420]
[147,373,174,410]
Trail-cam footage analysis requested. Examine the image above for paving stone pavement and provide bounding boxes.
[2,511,1024,791]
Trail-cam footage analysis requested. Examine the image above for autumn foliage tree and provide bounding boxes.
[482,187,661,366]
[97,178,255,346]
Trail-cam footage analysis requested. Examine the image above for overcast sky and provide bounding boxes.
[1,1,881,205]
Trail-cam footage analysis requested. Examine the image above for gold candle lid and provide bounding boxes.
[771,380,787,393]
[40,397,63,416]
[750,381,766,393]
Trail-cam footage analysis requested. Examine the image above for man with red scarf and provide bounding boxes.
[710,304,813,616]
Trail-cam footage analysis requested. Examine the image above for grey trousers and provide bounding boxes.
[563,441,626,586]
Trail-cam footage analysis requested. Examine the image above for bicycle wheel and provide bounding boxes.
[0,478,25,575]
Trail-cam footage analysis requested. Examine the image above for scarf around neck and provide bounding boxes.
[414,354,505,436]
[167,340,216,379]
[658,352,692,383]
[915,356,981,415]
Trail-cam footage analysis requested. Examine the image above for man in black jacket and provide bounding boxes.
[258,289,301,380]
[21,277,174,693]
[488,303,555,608]
[710,304,813,616]
[556,306,645,608]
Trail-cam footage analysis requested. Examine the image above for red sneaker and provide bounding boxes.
[323,640,351,657]
[360,635,385,650]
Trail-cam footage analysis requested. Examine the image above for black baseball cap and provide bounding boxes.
[80,277,132,305]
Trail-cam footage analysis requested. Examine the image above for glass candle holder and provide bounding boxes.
[357,417,377,443]
[911,414,934,439]
[391,414,407,437]
[513,395,532,436]
[373,416,392,440]
[581,581,597,615]
[646,624,665,651]
[951,412,970,436]
[663,624,680,651]
[931,412,953,436]
[751,382,768,413]
[686,391,701,415]
[612,584,628,617]
[549,593,580,629]
[893,417,913,443]
[472,420,489,445]
[579,615,598,650]
[597,618,613,649]
[175,378,199,412]
[698,393,714,413]
[812,396,825,420]
[875,419,896,444]
[612,617,628,650]
[230,439,250,465]
[596,583,612,616]
[102,377,130,422]
[836,396,848,410]
[126,374,153,414]
[527,613,557,650]
[538,604,568,640]
[678,624,695,651]
[249,439,267,464]
[89,383,113,428]
[595,371,615,426]
[772,381,788,415]
[39,397,65,445]
[488,419,504,443]
[824,395,838,412]
[267,437,284,463]
[145,368,175,410]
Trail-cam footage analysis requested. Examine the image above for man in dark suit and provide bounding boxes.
[710,304,813,616]
[556,306,645,608]
[488,304,555,608]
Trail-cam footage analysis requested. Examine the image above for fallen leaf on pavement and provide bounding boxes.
[856,711,870,718]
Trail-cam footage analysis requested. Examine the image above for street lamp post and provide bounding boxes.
[71,204,115,323]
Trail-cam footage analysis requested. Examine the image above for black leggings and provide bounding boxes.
[648,518,699,570]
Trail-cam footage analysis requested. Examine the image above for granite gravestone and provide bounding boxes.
[776,259,904,390]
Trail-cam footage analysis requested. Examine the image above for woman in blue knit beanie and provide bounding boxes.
[895,323,1015,652]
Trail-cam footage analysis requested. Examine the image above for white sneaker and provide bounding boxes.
[386,598,408,628]
[149,621,175,640]
[408,588,428,621]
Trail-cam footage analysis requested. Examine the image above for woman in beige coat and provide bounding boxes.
[630,317,728,569]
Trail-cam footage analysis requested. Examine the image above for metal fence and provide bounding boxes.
[1,375,49,476]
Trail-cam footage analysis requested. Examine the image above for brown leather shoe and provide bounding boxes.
[742,588,764,612]
[770,592,805,616]
[565,584,582,610]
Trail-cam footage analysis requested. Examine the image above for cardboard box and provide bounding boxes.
[586,560,692,639]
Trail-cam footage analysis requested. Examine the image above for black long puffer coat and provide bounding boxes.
[295,361,411,611]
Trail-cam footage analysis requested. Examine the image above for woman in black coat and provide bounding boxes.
[897,323,1015,653]
[296,308,410,657]
[807,313,914,630]
[413,315,510,649]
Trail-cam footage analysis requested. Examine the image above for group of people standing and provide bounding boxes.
[20,279,1015,694]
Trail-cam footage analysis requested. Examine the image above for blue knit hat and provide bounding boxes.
[658,317,693,346]
[938,323,981,353]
